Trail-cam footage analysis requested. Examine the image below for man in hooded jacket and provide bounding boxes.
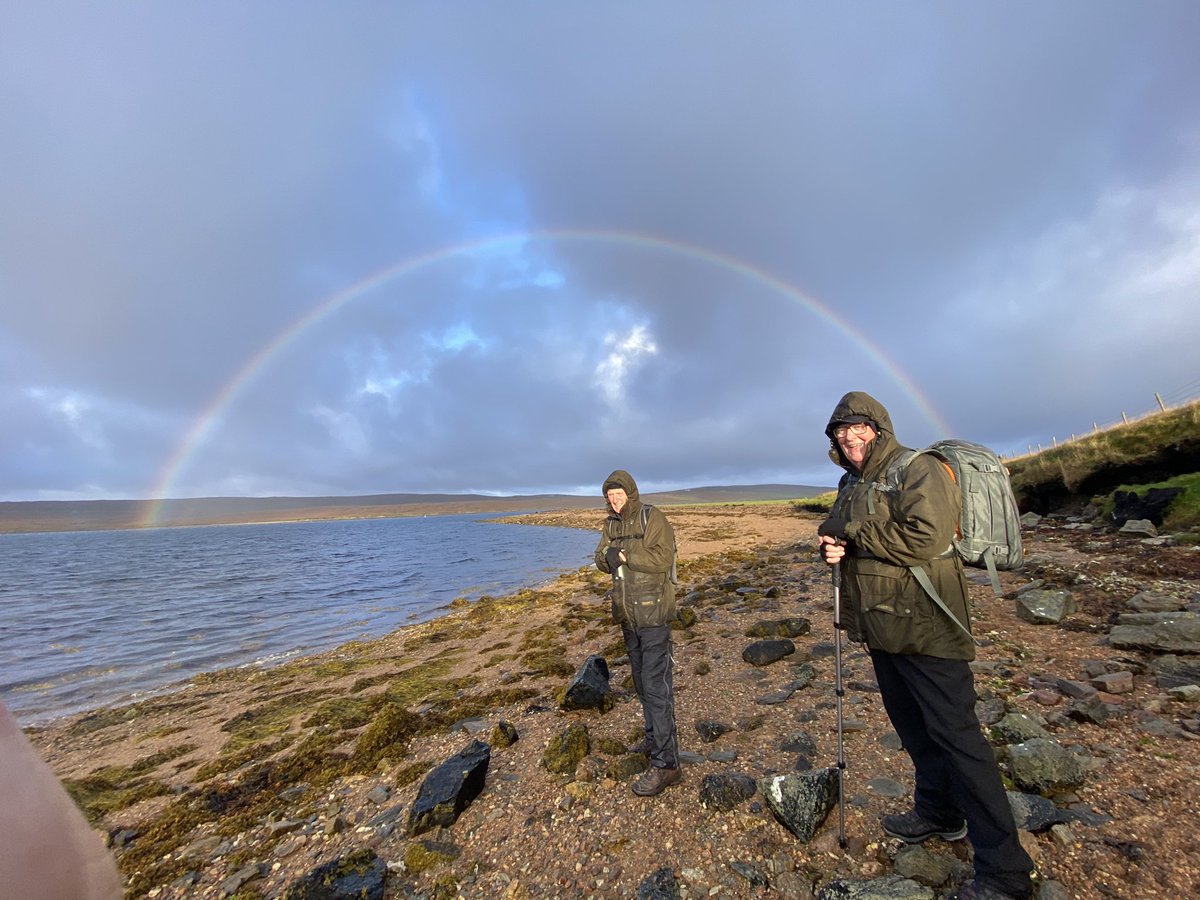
[595,469,681,796]
[817,392,1033,900]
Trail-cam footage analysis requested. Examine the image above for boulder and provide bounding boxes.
[542,723,590,774]
[1110,611,1200,653]
[407,739,490,836]
[759,768,839,842]
[1006,738,1086,795]
[560,654,613,711]
[283,849,386,900]
[743,639,796,667]
[1014,590,1075,625]
[699,772,758,811]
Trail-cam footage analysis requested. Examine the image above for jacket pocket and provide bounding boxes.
[854,558,926,654]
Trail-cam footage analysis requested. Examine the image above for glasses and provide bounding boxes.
[833,422,873,439]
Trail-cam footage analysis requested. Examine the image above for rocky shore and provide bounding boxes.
[27,503,1200,899]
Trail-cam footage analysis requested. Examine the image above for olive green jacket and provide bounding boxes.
[825,392,975,660]
[594,469,677,628]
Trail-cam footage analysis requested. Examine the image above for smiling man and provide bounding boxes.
[816,391,1034,900]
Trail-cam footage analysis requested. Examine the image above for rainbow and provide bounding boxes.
[140,228,951,526]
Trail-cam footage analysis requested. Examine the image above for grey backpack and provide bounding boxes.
[879,440,1024,643]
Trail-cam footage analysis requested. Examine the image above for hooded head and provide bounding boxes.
[824,391,898,476]
[601,469,641,516]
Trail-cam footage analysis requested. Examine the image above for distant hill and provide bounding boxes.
[0,484,831,534]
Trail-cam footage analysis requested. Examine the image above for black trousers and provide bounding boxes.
[871,649,1033,899]
[622,624,679,769]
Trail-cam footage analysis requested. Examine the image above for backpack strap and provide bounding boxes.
[909,564,981,646]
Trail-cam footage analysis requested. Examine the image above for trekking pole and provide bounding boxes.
[832,560,847,849]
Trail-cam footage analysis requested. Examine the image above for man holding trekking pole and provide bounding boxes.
[816,391,1034,900]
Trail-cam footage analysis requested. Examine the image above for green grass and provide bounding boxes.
[1098,472,1200,533]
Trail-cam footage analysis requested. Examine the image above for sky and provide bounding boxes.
[2,2,1199,504]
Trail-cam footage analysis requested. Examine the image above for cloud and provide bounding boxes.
[1,3,1199,500]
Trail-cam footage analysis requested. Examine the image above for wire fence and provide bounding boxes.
[1005,376,1200,461]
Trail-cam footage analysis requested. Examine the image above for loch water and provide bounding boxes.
[0,513,598,725]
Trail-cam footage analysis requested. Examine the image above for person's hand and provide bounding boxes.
[605,547,623,571]
[817,516,850,540]
[818,535,845,566]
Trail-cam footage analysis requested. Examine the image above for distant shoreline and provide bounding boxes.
[0,484,828,534]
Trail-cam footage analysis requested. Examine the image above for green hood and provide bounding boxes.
[825,391,900,480]
[601,469,642,517]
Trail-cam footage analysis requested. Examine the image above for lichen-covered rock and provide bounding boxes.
[542,722,590,774]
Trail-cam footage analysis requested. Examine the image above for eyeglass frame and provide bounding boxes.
[832,422,874,439]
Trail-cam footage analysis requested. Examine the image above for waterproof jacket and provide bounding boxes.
[824,392,975,660]
[594,470,677,629]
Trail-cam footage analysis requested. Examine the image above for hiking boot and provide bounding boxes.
[627,737,653,755]
[948,879,1029,900]
[631,766,681,796]
[881,809,968,843]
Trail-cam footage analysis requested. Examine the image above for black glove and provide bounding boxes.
[605,547,623,571]
[817,516,850,540]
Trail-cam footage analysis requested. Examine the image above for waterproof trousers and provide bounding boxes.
[622,624,678,769]
[871,650,1034,899]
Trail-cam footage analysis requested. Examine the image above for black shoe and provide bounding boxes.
[948,879,1028,900]
[631,766,681,796]
[881,809,968,843]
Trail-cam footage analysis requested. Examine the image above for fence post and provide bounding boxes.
[1155,392,1166,411]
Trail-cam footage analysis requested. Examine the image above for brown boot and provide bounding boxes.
[627,737,653,755]
[631,766,681,796]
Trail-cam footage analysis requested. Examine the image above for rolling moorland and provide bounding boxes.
[18,401,1200,898]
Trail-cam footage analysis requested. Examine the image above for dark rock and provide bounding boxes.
[1054,677,1097,700]
[757,686,797,705]
[1126,591,1186,613]
[892,843,956,887]
[283,849,386,900]
[1015,590,1075,625]
[1112,488,1182,526]
[759,768,839,842]
[730,861,769,888]
[975,696,1007,726]
[695,721,732,743]
[1006,738,1086,794]
[637,866,681,900]
[542,723,590,774]
[699,772,757,811]
[1007,791,1061,832]
[990,713,1050,745]
[1151,654,1200,690]
[866,777,907,799]
[561,654,613,711]
[815,874,934,899]
[708,749,738,763]
[743,639,797,666]
[407,740,490,836]
[781,732,818,756]
[1110,611,1200,654]
[746,617,812,639]
[222,863,266,896]
[791,663,818,690]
